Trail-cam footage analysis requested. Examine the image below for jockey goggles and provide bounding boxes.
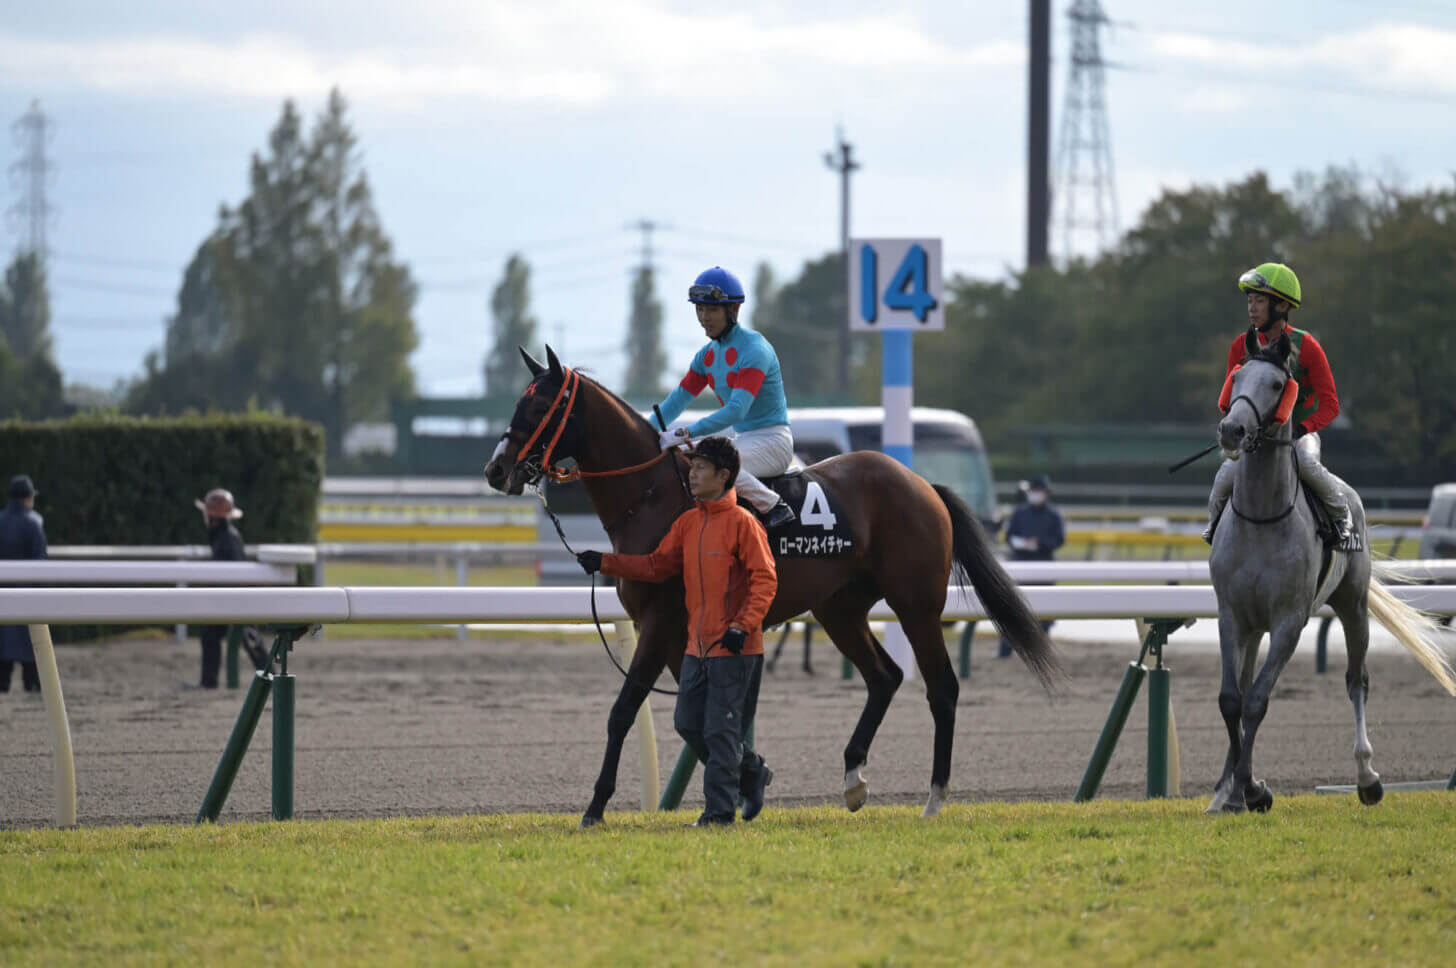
[688,283,744,304]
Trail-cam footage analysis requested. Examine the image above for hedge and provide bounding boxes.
[0,413,323,547]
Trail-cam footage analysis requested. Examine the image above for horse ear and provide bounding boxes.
[545,344,564,378]
[1274,331,1292,366]
[519,346,546,378]
[1243,326,1260,360]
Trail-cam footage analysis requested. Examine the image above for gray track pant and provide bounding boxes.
[675,652,763,820]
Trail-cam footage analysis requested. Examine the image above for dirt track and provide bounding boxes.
[3,627,1454,828]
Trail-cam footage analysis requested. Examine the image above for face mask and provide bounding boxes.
[1028,490,1048,506]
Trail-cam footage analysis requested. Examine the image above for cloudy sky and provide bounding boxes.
[3,0,1455,395]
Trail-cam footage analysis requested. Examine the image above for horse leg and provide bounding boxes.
[1334,595,1382,804]
[812,586,901,812]
[893,609,959,816]
[581,620,677,828]
[1234,617,1303,813]
[1208,611,1257,814]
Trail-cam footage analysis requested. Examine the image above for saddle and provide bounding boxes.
[746,466,857,558]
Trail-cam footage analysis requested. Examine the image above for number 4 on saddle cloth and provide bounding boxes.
[748,468,856,558]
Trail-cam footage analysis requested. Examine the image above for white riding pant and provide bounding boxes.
[701,425,794,513]
[1208,432,1351,526]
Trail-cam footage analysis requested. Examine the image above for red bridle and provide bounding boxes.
[513,367,672,483]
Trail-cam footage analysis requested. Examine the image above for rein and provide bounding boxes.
[1228,404,1300,525]
[519,366,673,484]
[535,486,680,697]
[514,366,684,697]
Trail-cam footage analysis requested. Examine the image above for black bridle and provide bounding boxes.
[1225,392,1300,525]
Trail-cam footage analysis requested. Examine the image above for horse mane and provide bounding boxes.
[572,371,660,438]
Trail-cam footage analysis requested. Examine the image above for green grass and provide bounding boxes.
[4,796,1453,966]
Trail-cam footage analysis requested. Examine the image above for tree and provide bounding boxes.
[753,252,846,400]
[128,91,418,457]
[622,266,665,399]
[483,254,538,399]
[0,252,64,418]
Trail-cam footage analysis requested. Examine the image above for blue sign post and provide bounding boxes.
[848,239,944,680]
[848,238,945,469]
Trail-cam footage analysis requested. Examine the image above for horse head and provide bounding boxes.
[1218,329,1295,458]
[484,344,585,494]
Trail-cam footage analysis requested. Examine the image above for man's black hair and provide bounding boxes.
[691,436,740,488]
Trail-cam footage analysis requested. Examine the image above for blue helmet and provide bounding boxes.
[688,266,745,305]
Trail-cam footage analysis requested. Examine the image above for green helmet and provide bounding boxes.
[1238,262,1301,308]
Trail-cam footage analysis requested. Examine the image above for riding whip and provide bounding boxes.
[1168,443,1219,474]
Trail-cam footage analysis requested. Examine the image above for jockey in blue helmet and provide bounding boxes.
[655,266,796,529]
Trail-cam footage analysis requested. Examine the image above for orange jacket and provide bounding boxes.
[603,488,778,658]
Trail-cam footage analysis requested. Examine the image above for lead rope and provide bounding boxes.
[535,486,679,697]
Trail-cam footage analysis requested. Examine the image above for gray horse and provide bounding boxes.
[1207,329,1456,814]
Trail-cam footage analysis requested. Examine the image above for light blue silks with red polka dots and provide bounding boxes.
[656,324,789,437]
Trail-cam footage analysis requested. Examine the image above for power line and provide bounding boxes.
[50,249,181,273]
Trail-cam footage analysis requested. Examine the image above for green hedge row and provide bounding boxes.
[0,413,324,546]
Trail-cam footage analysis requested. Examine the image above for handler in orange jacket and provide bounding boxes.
[577,436,778,825]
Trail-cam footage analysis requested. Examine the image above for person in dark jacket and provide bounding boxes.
[999,474,1065,658]
[1,475,47,693]
[193,488,246,689]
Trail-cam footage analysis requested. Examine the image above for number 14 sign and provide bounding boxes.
[848,238,944,331]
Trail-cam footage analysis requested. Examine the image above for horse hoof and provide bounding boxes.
[580,813,603,829]
[922,783,949,818]
[1245,782,1274,813]
[844,767,868,812]
[1204,796,1245,815]
[1358,781,1384,806]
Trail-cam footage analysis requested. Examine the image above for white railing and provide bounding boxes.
[7,582,1456,625]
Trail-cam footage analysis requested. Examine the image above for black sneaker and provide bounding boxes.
[764,501,795,530]
[684,813,734,828]
[741,765,773,821]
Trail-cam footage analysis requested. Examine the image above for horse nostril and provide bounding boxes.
[1231,426,1245,439]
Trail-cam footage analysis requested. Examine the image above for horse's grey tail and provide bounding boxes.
[1368,568,1456,696]
[933,484,1063,689]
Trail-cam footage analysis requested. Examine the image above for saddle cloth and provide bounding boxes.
[749,468,856,558]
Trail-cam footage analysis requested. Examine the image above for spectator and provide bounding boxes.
[1000,474,1065,658]
[1,475,47,694]
[192,488,246,689]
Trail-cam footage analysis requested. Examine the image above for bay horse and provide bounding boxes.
[1207,330,1456,813]
[484,346,1061,826]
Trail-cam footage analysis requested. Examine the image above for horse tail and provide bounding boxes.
[1367,568,1456,696]
[932,484,1063,689]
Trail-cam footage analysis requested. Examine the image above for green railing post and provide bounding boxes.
[272,672,296,820]
[842,656,853,680]
[958,621,976,680]
[1447,763,1456,792]
[1075,661,1146,802]
[225,626,242,689]
[196,671,273,823]
[658,744,698,811]
[1146,665,1170,798]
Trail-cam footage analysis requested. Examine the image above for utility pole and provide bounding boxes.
[626,218,667,272]
[824,128,859,394]
[624,219,669,398]
[1054,0,1120,260]
[1027,0,1051,267]
[8,100,54,259]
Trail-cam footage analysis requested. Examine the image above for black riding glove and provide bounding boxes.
[719,627,747,655]
[1293,423,1308,439]
[576,551,603,575]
